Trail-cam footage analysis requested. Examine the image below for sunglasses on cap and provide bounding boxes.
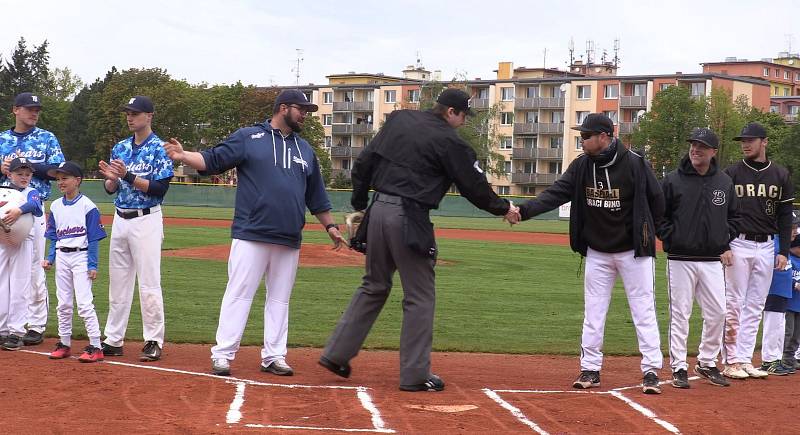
[580,131,602,140]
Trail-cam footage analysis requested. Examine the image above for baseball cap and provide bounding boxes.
[8,157,34,172]
[14,92,42,108]
[436,88,474,116]
[793,210,800,226]
[686,127,719,149]
[47,161,83,178]
[273,89,319,113]
[571,113,614,135]
[734,122,767,140]
[121,96,155,113]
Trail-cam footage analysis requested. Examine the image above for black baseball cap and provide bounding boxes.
[47,161,83,178]
[571,113,614,135]
[14,92,42,108]
[273,89,319,113]
[686,127,719,149]
[436,88,474,116]
[8,157,34,172]
[734,122,767,140]
[121,96,155,113]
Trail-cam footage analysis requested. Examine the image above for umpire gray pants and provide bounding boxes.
[323,197,436,386]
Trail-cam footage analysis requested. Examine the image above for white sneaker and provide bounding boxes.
[722,363,749,379]
[741,363,768,379]
[261,358,294,376]
[212,358,231,376]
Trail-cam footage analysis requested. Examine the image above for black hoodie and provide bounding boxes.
[657,154,739,260]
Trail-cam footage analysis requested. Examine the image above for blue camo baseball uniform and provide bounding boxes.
[110,132,174,208]
[0,127,64,200]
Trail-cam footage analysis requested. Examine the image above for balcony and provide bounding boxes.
[330,168,352,179]
[470,98,490,109]
[329,146,364,158]
[618,122,639,135]
[331,123,373,135]
[513,122,564,135]
[514,97,565,109]
[784,114,799,122]
[511,172,559,185]
[332,101,374,112]
[511,147,563,160]
[619,95,647,108]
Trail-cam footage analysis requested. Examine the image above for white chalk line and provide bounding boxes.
[226,381,246,424]
[492,376,701,394]
[243,424,395,433]
[608,391,681,434]
[18,349,396,433]
[483,389,549,435]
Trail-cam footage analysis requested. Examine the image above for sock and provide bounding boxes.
[60,335,71,347]
[89,337,101,348]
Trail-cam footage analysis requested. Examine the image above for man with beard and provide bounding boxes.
[163,89,346,377]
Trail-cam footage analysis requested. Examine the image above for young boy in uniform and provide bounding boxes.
[782,213,800,370]
[0,158,42,350]
[43,162,107,362]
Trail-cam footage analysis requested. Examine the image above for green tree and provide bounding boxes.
[0,37,53,127]
[301,115,332,185]
[705,87,744,167]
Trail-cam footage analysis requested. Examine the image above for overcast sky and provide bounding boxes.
[1,0,798,89]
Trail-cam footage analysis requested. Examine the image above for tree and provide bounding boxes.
[705,87,744,167]
[239,86,280,126]
[0,37,53,127]
[301,115,332,185]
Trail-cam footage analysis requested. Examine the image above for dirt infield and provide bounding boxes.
[4,339,799,434]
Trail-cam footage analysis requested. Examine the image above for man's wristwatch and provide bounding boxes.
[325,223,339,232]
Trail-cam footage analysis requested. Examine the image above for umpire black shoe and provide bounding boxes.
[140,341,161,362]
[671,369,690,389]
[101,342,124,357]
[22,330,44,346]
[642,371,662,394]
[572,370,600,389]
[318,355,351,378]
[399,374,445,392]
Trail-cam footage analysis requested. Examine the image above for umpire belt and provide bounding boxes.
[374,192,403,205]
[739,233,773,243]
[59,247,88,253]
[116,205,160,219]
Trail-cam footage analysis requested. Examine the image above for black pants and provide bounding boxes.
[783,311,800,365]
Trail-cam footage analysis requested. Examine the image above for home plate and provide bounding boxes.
[405,404,479,413]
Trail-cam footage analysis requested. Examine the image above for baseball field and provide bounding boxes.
[3,205,798,434]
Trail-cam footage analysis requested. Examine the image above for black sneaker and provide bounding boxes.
[318,355,351,378]
[22,330,44,346]
[762,360,792,376]
[642,371,661,394]
[781,360,797,375]
[694,364,730,387]
[1,335,23,351]
[671,369,690,389]
[101,342,124,357]
[400,374,445,392]
[140,341,161,362]
[572,370,600,389]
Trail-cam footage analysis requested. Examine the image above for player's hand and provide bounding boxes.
[88,269,97,280]
[327,226,347,251]
[776,254,789,270]
[110,159,128,177]
[503,201,521,226]
[98,160,119,181]
[163,138,186,161]
[0,155,12,176]
[41,260,51,270]
[2,207,21,226]
[720,250,734,267]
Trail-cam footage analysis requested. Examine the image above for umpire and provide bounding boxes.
[318,89,516,392]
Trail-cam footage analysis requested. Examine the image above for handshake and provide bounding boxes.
[504,201,522,226]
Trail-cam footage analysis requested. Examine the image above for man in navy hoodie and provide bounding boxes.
[163,89,346,377]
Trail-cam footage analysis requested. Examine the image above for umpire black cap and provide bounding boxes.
[47,161,83,178]
[686,127,719,149]
[436,89,474,116]
[571,113,615,135]
[734,122,767,140]
[121,96,155,113]
[14,92,42,108]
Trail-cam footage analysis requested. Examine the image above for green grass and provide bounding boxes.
[46,221,711,356]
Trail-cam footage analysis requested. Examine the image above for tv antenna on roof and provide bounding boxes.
[292,49,304,85]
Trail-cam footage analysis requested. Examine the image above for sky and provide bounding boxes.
[1,0,798,89]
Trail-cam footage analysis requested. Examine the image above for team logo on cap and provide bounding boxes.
[129,98,136,104]
[473,160,483,174]
[712,190,726,206]
[31,96,38,103]
[59,162,66,168]
[20,158,28,163]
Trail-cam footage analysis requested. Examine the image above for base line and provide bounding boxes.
[609,390,681,434]
[226,381,246,424]
[483,389,549,435]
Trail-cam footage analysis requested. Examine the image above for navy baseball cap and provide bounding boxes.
[571,113,615,135]
[734,122,767,140]
[436,88,474,116]
[14,92,42,108]
[121,96,155,113]
[8,157,34,172]
[47,161,83,178]
[687,127,719,149]
[274,89,318,113]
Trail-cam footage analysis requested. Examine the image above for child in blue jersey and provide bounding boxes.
[0,158,43,350]
[760,231,795,375]
[42,162,107,362]
[783,214,800,370]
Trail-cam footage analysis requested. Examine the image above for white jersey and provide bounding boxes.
[45,194,106,249]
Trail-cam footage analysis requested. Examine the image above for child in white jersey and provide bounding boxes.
[43,162,107,362]
[0,158,43,350]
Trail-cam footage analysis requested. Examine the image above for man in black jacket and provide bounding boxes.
[318,89,518,392]
[657,128,737,389]
[517,113,665,394]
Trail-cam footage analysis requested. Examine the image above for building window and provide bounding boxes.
[785,88,791,96]
[303,91,313,102]
[550,137,563,147]
[366,91,374,102]
[500,137,513,150]
[576,111,590,124]
[796,73,800,81]
[577,85,591,99]
[501,112,514,125]
[549,162,562,174]
[342,159,350,170]
[477,88,489,99]
[524,161,534,173]
[384,90,396,103]
[523,137,537,147]
[690,82,705,96]
[407,89,420,102]
[501,87,514,101]
[790,106,800,114]
[526,87,539,98]
[633,83,646,97]
[322,114,332,126]
[775,86,780,94]
[526,111,538,123]
[497,185,510,195]
[324,136,332,147]
[551,111,563,123]
[604,84,619,99]
[504,161,512,173]
[603,110,618,124]
[763,67,770,77]
[770,105,779,113]
[660,83,673,91]
[575,136,583,150]
[323,92,333,104]
[775,69,780,78]
[785,71,791,80]
[344,91,354,102]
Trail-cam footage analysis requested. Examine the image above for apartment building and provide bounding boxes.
[770,96,800,123]
[702,53,800,97]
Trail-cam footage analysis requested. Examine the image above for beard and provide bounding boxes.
[283,112,303,133]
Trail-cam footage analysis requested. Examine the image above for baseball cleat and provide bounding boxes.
[49,342,72,359]
[694,364,730,387]
[212,358,231,376]
[1,335,23,351]
[261,358,294,376]
[642,371,661,394]
[671,369,690,389]
[140,341,162,362]
[318,355,351,378]
[761,360,793,376]
[22,330,44,346]
[101,343,124,357]
[722,363,749,379]
[399,374,445,392]
[78,346,104,363]
[741,363,768,379]
[572,370,600,389]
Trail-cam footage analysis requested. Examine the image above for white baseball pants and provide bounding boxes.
[666,260,726,371]
[27,213,48,333]
[210,239,300,364]
[55,251,101,347]
[0,240,32,336]
[761,310,786,362]
[104,210,165,347]
[724,237,774,365]
[581,248,662,373]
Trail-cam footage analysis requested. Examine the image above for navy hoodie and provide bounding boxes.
[199,120,331,248]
